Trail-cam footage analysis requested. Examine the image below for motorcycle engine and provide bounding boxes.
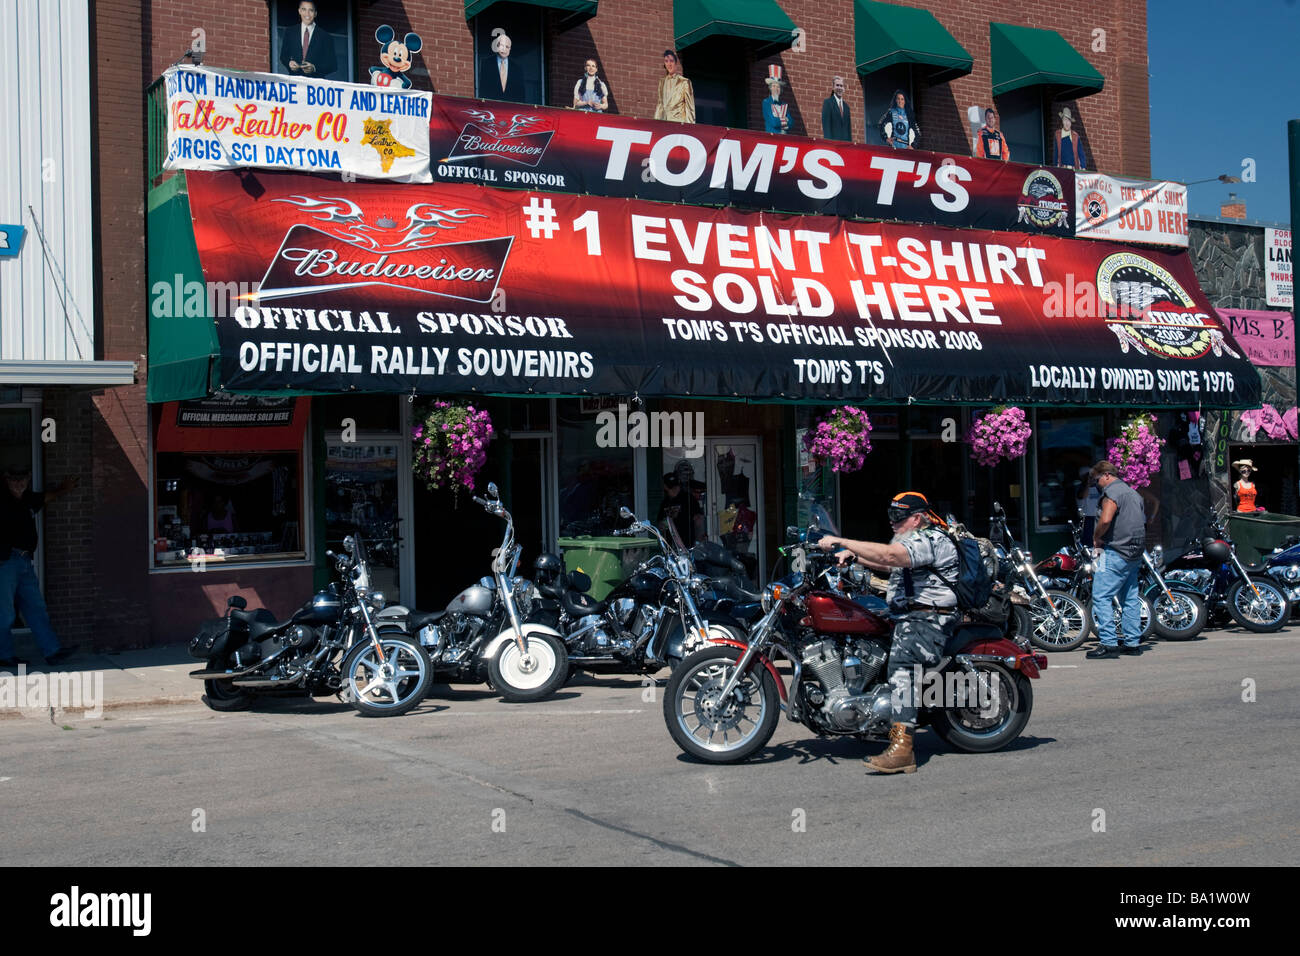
[441,613,484,663]
[800,638,891,732]
[1165,568,1212,590]
[572,614,625,656]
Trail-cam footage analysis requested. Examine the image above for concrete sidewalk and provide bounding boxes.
[1,641,201,720]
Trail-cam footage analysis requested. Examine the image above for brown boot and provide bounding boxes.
[865,723,917,774]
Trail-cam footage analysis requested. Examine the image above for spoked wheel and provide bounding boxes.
[1025,589,1092,652]
[930,663,1033,753]
[1150,590,1207,641]
[1090,596,1153,643]
[489,632,568,702]
[1226,577,1291,632]
[340,638,432,717]
[663,645,779,763]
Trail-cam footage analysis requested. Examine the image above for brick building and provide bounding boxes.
[48,0,1182,648]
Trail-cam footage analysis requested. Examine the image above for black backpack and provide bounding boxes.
[932,527,996,612]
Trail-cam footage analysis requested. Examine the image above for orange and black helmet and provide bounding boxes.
[888,491,947,528]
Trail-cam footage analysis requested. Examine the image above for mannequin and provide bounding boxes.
[1232,459,1260,512]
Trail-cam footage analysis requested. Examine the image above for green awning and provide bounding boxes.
[674,0,798,55]
[464,0,597,27]
[147,173,218,404]
[854,0,972,84]
[990,22,1104,99]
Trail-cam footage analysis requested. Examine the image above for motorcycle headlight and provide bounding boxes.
[366,590,387,611]
[1152,545,1164,569]
[761,584,774,613]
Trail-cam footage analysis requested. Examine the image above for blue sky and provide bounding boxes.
[1149,0,1299,224]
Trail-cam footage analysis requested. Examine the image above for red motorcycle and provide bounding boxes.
[663,506,1046,763]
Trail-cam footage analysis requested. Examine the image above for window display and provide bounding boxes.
[1035,412,1105,529]
[556,400,633,536]
[153,452,304,567]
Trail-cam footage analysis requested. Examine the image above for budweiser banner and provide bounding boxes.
[426,94,1074,236]
[163,65,432,182]
[1075,173,1189,247]
[186,170,1260,407]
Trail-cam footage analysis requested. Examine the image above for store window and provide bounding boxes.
[152,399,309,568]
[270,0,355,84]
[473,4,546,105]
[1034,411,1105,530]
[994,87,1045,165]
[556,399,633,536]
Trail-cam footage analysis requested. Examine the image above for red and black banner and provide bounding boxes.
[426,94,1075,237]
[187,170,1260,407]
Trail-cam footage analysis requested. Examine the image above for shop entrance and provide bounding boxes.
[662,437,765,582]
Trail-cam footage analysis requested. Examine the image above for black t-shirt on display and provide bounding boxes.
[0,490,44,554]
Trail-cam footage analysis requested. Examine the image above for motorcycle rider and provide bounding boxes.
[816,491,959,774]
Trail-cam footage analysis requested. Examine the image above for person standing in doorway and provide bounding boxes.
[1086,461,1146,659]
[0,467,78,668]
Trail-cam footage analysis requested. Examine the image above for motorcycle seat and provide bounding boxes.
[944,622,1005,656]
[248,617,292,641]
[408,609,446,630]
[229,607,276,628]
[562,588,606,618]
[712,577,763,603]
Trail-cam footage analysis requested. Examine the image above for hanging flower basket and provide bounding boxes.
[1106,413,1165,488]
[411,400,494,498]
[803,407,872,473]
[967,405,1032,467]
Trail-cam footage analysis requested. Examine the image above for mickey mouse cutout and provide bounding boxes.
[370,25,423,90]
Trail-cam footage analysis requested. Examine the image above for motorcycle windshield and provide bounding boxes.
[664,517,687,554]
[807,501,839,537]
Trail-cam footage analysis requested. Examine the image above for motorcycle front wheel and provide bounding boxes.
[663,645,779,763]
[489,632,568,702]
[341,638,432,717]
[1150,590,1207,641]
[1088,596,1153,643]
[929,663,1033,753]
[1226,577,1291,632]
[1025,589,1092,652]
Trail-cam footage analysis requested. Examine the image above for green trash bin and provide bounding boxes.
[1227,512,1300,565]
[556,536,657,602]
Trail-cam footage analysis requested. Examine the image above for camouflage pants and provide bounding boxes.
[888,612,957,726]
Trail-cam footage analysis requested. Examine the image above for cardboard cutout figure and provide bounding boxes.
[279,1,337,78]
[761,65,789,134]
[369,25,423,90]
[973,107,1010,161]
[1232,459,1261,512]
[1053,106,1087,168]
[573,58,609,112]
[655,49,695,123]
[480,28,525,102]
[820,75,852,142]
[878,89,917,148]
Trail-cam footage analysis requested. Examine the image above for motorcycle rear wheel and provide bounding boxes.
[664,645,779,764]
[1226,577,1291,632]
[341,638,432,717]
[1150,590,1207,641]
[1025,589,1092,652]
[490,632,568,702]
[201,659,254,712]
[929,664,1033,753]
[1088,596,1153,643]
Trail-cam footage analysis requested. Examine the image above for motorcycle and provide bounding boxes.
[989,502,1093,652]
[189,534,432,717]
[373,483,570,702]
[1264,535,1300,616]
[662,504,1046,763]
[1161,515,1291,632]
[526,507,736,674]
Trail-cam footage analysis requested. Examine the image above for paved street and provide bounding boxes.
[2,628,1297,867]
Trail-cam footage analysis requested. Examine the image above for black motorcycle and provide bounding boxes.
[189,535,432,716]
[1161,515,1291,632]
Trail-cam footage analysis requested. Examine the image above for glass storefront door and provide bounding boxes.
[324,440,405,604]
[662,437,764,582]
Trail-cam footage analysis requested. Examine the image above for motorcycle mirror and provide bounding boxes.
[343,535,355,554]
[226,595,247,609]
[619,506,634,519]
[488,482,499,499]
[785,525,800,541]
[325,550,335,560]
[993,501,1004,515]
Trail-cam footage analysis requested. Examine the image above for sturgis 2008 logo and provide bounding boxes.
[1017,170,1069,229]
[1096,252,1240,360]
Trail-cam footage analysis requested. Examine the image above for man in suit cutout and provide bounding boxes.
[279,1,337,79]
[820,75,852,141]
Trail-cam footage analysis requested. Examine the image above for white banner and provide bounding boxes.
[1074,173,1189,247]
[1266,228,1293,307]
[162,65,431,183]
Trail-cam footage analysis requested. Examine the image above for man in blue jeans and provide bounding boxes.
[0,466,78,668]
[1086,460,1146,659]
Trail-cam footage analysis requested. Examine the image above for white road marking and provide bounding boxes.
[0,776,11,782]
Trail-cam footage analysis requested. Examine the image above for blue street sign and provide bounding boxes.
[0,224,25,258]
